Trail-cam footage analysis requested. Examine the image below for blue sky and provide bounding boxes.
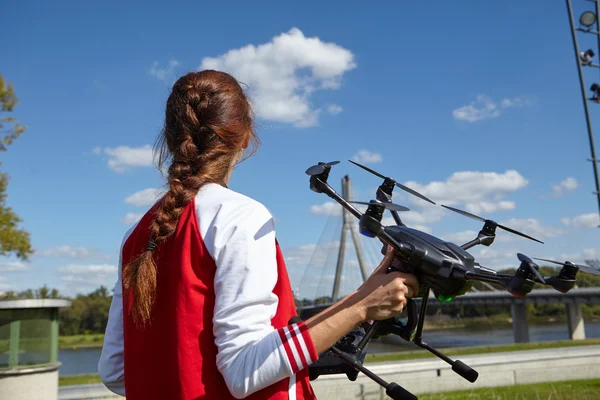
[2,0,600,298]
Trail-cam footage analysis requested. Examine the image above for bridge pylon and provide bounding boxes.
[331,175,369,302]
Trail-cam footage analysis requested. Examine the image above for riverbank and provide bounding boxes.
[59,334,104,350]
[59,315,600,349]
[57,338,600,386]
[422,314,600,331]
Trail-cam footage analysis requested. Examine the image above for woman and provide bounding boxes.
[98,70,418,399]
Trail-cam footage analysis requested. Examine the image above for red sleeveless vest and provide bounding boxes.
[120,199,317,399]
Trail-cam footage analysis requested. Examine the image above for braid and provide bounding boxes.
[122,70,257,328]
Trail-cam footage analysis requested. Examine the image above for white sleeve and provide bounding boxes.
[97,226,136,397]
[209,201,318,399]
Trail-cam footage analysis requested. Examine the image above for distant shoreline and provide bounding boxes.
[58,316,600,350]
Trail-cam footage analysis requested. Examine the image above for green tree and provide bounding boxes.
[0,73,32,261]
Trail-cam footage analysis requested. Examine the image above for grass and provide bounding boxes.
[364,338,600,363]
[419,378,600,399]
[59,373,102,386]
[59,375,600,399]
[58,334,105,349]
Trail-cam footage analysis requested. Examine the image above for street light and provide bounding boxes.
[580,10,597,27]
[581,49,595,64]
[591,83,600,102]
[566,0,600,224]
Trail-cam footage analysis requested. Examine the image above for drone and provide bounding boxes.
[295,159,600,400]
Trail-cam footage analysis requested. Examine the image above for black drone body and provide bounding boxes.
[297,159,600,400]
[379,225,476,301]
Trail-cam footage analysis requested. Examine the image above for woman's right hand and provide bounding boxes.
[356,246,419,321]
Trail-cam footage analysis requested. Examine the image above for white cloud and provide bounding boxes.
[94,145,154,173]
[442,217,562,246]
[122,212,144,224]
[464,200,515,215]
[125,188,166,207]
[36,246,108,260]
[310,201,369,217]
[309,169,529,241]
[443,230,479,244]
[403,170,527,215]
[471,247,520,270]
[552,177,579,197]
[57,264,118,288]
[0,276,11,291]
[352,150,383,164]
[284,243,323,266]
[148,59,180,83]
[328,104,343,114]
[381,207,445,234]
[498,218,566,241]
[310,201,343,216]
[452,95,533,122]
[552,248,600,266]
[199,27,356,128]
[0,262,29,272]
[561,213,600,228]
[473,248,517,263]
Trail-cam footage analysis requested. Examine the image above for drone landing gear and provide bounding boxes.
[411,288,479,383]
[367,288,479,384]
[303,287,479,399]
[328,346,417,400]
[295,318,417,400]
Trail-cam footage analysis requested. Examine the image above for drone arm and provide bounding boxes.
[411,287,478,383]
[460,238,482,250]
[312,177,418,260]
[376,183,404,226]
[462,271,509,286]
[389,210,403,226]
[312,177,363,219]
[460,230,496,250]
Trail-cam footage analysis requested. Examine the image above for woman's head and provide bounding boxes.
[123,70,259,326]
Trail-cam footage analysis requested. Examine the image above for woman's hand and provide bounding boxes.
[355,246,419,321]
[304,246,419,355]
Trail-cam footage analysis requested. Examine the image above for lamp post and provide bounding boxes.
[566,0,600,226]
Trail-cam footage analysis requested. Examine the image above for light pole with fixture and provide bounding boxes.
[566,0,600,226]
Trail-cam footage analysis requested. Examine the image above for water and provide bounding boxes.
[58,322,600,376]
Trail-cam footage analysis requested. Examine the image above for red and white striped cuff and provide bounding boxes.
[277,321,319,373]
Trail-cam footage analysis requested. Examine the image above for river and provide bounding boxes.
[57,322,600,376]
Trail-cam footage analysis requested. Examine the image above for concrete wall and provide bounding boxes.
[0,365,60,400]
[59,384,121,400]
[310,345,600,399]
[58,346,600,400]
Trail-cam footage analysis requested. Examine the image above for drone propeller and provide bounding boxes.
[305,161,340,176]
[348,160,436,205]
[533,257,600,276]
[441,205,544,244]
[517,253,546,284]
[350,200,410,212]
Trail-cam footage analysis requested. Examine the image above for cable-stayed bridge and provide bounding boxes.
[292,176,600,344]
